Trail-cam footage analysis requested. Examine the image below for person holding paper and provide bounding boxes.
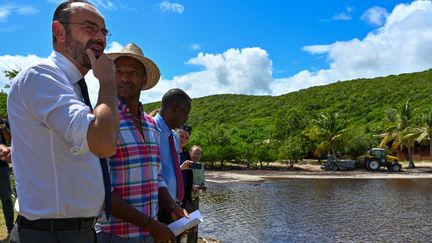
[184,145,206,243]
[154,89,191,230]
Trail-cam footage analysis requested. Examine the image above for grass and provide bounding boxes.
[0,208,7,241]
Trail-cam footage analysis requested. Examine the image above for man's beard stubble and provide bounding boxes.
[65,30,104,70]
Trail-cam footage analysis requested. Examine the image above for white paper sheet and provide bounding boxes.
[168,210,203,236]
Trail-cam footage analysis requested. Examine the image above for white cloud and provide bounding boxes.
[189,43,202,51]
[141,47,273,103]
[105,41,123,53]
[16,6,38,15]
[148,0,432,100]
[361,6,389,26]
[92,0,116,10]
[0,54,47,92]
[273,0,432,95]
[0,4,38,22]
[159,1,184,14]
[302,45,331,55]
[333,6,354,21]
[2,1,432,105]
[0,7,11,22]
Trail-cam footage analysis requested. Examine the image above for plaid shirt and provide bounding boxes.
[99,100,161,238]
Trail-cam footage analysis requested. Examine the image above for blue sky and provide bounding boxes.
[1,0,431,104]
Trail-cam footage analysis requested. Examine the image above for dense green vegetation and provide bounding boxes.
[144,69,432,168]
[3,69,432,168]
[0,93,7,117]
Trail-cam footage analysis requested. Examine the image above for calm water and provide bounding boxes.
[199,179,432,243]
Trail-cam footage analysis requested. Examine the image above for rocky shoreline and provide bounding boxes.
[205,162,432,182]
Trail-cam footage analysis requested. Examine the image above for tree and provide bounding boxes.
[3,69,19,89]
[309,112,348,157]
[252,141,275,169]
[273,109,306,141]
[207,127,236,168]
[381,99,418,168]
[278,136,305,169]
[416,109,432,157]
[340,128,375,159]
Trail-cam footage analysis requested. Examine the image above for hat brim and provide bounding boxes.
[108,53,160,90]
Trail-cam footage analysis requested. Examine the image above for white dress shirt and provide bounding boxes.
[7,51,105,220]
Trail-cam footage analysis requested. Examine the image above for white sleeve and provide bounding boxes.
[21,66,94,155]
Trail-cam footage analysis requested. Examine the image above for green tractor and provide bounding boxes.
[364,148,402,172]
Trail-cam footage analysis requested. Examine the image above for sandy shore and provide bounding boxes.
[205,162,432,182]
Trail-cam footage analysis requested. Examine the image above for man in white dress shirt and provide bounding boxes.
[7,1,118,242]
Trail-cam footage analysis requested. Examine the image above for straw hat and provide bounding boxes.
[108,43,160,90]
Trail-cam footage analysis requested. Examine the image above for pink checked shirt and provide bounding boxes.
[98,100,162,238]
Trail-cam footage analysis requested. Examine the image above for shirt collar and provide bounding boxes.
[154,113,172,135]
[118,99,144,115]
[50,51,83,85]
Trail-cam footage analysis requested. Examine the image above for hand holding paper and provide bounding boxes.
[168,210,203,236]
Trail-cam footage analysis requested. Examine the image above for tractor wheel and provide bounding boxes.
[367,160,380,171]
[364,159,370,170]
[331,164,339,171]
[391,163,402,172]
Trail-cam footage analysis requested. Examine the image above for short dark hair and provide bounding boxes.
[161,88,191,109]
[182,124,192,134]
[52,0,93,45]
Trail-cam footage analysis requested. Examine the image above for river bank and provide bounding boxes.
[205,161,432,182]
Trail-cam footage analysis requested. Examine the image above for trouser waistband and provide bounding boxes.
[16,215,97,231]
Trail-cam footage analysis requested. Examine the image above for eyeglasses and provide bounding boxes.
[61,21,111,37]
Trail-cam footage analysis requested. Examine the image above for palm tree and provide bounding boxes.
[380,99,418,168]
[416,109,432,157]
[311,112,347,157]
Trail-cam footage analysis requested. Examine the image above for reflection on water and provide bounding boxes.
[199,179,432,242]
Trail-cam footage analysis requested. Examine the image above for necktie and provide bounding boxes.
[168,133,184,202]
[77,78,112,219]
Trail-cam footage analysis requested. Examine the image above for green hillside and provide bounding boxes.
[145,69,432,165]
[2,69,432,166]
[146,69,432,132]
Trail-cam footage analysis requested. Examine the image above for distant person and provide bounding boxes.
[178,125,192,163]
[177,125,194,210]
[184,145,206,243]
[0,116,12,235]
[97,43,175,242]
[7,1,118,242]
[154,89,191,229]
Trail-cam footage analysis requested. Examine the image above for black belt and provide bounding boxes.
[16,215,97,231]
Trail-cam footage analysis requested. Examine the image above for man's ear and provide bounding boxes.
[52,21,66,42]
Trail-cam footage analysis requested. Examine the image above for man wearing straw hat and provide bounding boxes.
[97,43,176,243]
